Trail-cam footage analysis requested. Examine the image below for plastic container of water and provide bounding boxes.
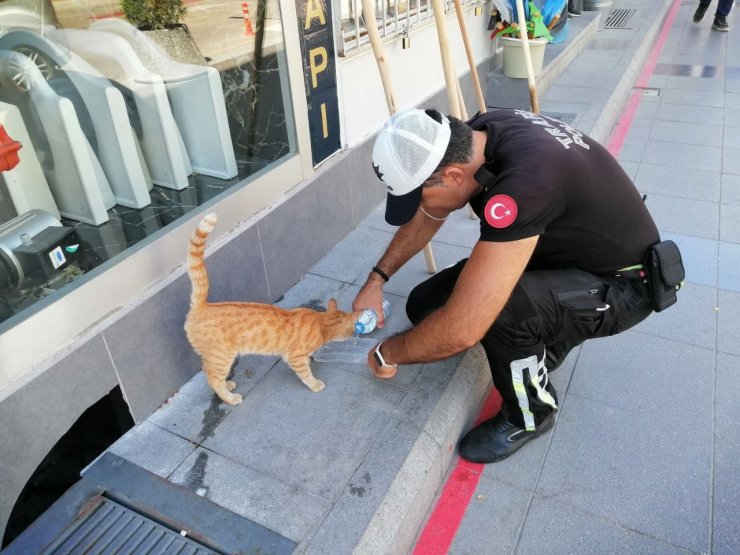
[312,299,392,363]
[354,298,392,335]
[311,336,378,363]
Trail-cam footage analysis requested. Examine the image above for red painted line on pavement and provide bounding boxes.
[414,4,683,552]
[607,0,682,157]
[412,390,501,555]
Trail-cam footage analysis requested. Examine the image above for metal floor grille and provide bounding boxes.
[604,9,637,29]
[4,453,296,555]
[43,497,214,554]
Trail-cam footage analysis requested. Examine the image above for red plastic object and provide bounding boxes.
[0,125,22,172]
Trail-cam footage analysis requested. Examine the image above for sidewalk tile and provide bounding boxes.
[655,103,724,125]
[718,241,740,292]
[660,87,725,107]
[202,364,405,499]
[169,447,330,543]
[518,497,690,555]
[147,358,278,444]
[570,330,714,418]
[447,476,531,555]
[382,241,473,299]
[713,353,740,555]
[723,147,740,175]
[309,226,391,285]
[107,421,196,479]
[720,203,740,243]
[635,163,720,202]
[305,417,428,554]
[717,289,740,356]
[650,119,723,147]
[536,395,711,553]
[642,141,722,172]
[721,173,740,205]
[659,232,717,287]
[725,92,740,109]
[725,107,740,127]
[618,119,652,162]
[645,194,719,239]
[724,126,740,149]
[394,354,465,433]
[619,160,639,180]
[665,75,726,92]
[632,282,717,349]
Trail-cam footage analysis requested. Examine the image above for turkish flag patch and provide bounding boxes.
[484,194,518,228]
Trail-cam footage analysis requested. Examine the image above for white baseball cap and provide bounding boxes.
[371,108,451,225]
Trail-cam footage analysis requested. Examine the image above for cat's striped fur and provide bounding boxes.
[185,213,361,405]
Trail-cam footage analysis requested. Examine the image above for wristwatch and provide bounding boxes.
[373,340,398,370]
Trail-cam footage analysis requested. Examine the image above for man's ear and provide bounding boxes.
[442,166,466,187]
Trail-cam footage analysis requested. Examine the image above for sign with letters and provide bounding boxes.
[295,0,341,166]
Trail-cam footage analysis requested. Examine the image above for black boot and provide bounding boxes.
[458,411,556,464]
[568,0,581,17]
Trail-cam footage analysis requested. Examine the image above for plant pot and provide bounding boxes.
[501,36,548,79]
[143,24,206,66]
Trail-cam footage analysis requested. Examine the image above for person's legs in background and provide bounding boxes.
[712,0,732,31]
[694,1,711,23]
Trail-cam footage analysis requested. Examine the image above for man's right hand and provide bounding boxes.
[353,273,386,328]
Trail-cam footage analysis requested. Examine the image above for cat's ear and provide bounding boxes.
[327,298,337,311]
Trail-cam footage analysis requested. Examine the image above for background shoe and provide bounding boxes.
[712,17,729,31]
[567,1,581,16]
[458,411,555,464]
[693,3,709,22]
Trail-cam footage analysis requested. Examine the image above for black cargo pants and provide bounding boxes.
[406,259,654,431]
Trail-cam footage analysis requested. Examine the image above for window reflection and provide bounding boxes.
[0,0,294,325]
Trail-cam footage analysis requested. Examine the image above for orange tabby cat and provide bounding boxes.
[185,213,362,405]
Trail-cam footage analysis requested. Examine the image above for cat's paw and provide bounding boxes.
[309,379,325,392]
[222,393,242,405]
[226,380,236,391]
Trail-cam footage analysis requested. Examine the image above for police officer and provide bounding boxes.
[353,107,666,464]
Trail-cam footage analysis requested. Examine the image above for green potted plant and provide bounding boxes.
[120,0,187,31]
[119,0,205,64]
[490,1,557,78]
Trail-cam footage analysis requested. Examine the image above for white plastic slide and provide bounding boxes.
[0,50,111,225]
[90,19,237,180]
[48,27,192,190]
[0,100,59,220]
[0,28,153,209]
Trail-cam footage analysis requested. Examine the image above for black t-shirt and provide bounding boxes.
[468,109,660,275]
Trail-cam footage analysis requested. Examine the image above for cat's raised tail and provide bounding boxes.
[188,212,218,307]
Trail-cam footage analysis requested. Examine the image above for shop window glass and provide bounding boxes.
[0,0,295,326]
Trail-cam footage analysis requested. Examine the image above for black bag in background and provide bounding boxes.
[645,240,685,312]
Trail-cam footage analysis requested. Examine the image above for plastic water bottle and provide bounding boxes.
[311,299,392,363]
[354,298,392,335]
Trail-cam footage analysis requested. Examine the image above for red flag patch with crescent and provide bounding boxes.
[484,194,518,228]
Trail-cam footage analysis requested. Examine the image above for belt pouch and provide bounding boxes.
[645,240,685,312]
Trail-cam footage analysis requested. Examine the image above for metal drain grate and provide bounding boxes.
[4,453,296,555]
[42,497,215,554]
[604,8,637,29]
